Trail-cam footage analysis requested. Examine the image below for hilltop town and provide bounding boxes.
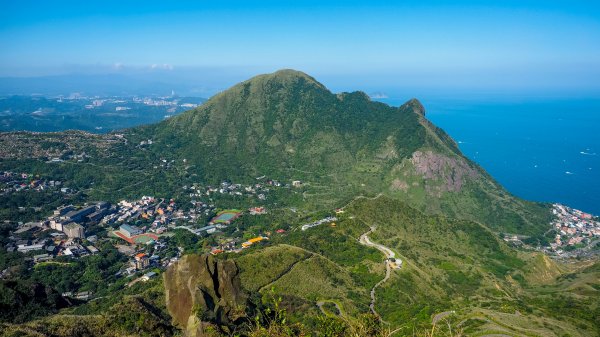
[0,176,314,300]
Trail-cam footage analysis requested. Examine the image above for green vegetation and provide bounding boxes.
[0,70,597,336]
[236,243,373,317]
[0,240,130,324]
[347,196,598,335]
[1,279,175,337]
[1,70,552,237]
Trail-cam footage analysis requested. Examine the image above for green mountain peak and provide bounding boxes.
[128,70,551,236]
[233,68,328,95]
[401,98,426,116]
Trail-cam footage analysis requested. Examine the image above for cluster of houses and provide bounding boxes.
[4,201,112,258]
[0,131,124,162]
[210,234,277,255]
[82,95,198,115]
[549,204,599,253]
[185,180,274,201]
[109,196,176,236]
[115,238,174,282]
[301,216,338,231]
[2,174,312,300]
[46,152,89,164]
[249,207,267,215]
[108,196,234,242]
[0,171,65,194]
[4,229,100,268]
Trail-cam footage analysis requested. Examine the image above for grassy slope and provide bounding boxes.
[348,196,599,336]
[234,213,387,325]
[233,195,600,336]
[229,195,597,336]
[237,197,600,336]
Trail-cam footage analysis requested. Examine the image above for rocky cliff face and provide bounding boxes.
[410,150,479,193]
[163,254,249,337]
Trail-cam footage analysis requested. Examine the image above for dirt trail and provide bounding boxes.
[432,310,455,324]
[316,300,342,316]
[258,254,313,292]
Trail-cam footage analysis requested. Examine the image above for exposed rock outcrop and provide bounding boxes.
[164,254,250,337]
[410,150,478,193]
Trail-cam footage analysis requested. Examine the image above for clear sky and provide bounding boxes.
[1,0,599,95]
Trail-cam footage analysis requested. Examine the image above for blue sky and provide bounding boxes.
[1,0,599,95]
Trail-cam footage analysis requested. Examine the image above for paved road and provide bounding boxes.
[358,226,402,319]
[360,231,397,260]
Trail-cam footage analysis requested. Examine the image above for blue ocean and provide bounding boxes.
[377,97,600,215]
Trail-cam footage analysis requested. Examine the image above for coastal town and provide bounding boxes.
[83,94,201,114]
[546,203,600,258]
[502,203,600,258]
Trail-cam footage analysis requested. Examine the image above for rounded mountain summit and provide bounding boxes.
[131,69,551,236]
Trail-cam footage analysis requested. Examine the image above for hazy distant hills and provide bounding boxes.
[0,74,177,97]
[0,70,256,97]
[0,95,205,133]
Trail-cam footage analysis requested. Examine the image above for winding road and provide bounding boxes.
[358,226,402,319]
[353,216,455,335]
[316,300,342,316]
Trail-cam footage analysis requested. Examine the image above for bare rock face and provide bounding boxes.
[163,254,249,337]
[410,150,478,193]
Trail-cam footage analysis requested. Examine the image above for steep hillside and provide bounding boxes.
[0,279,176,337]
[347,196,598,336]
[136,70,425,180]
[0,69,551,234]
[126,69,550,235]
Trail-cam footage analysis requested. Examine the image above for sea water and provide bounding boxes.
[377,97,600,215]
